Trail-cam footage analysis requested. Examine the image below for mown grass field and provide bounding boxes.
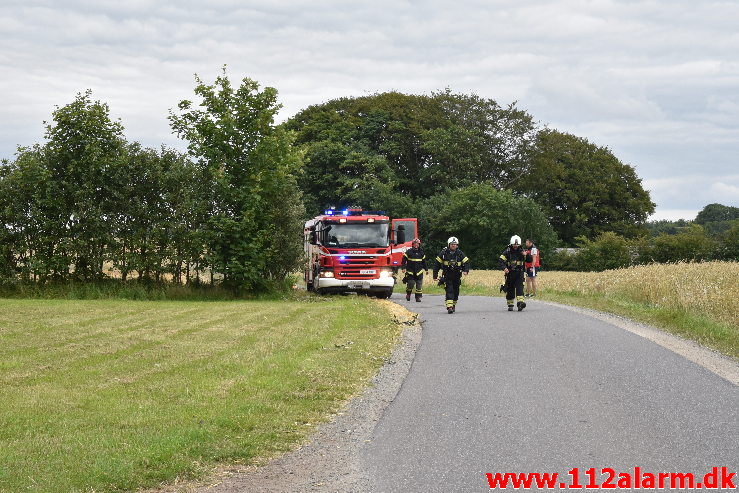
[459,262,739,358]
[0,296,402,492]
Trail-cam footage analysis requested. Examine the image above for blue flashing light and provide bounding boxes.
[325,210,334,215]
[393,261,398,264]
[342,210,349,216]
[339,255,346,261]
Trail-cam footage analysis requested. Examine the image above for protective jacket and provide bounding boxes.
[401,247,427,277]
[499,246,532,271]
[434,247,470,280]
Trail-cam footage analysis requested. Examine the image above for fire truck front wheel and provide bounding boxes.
[375,289,393,299]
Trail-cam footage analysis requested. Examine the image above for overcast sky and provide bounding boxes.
[1,0,737,220]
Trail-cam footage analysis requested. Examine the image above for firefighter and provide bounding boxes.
[499,235,532,311]
[401,238,428,302]
[433,237,469,314]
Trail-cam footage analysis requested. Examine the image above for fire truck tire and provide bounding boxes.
[375,290,393,299]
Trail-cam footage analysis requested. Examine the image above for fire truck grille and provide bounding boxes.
[336,256,383,279]
[342,258,376,265]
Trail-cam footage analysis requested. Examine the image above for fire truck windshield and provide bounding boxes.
[324,222,389,248]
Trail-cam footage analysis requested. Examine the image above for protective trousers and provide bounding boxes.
[405,275,424,294]
[445,274,461,308]
[505,270,525,306]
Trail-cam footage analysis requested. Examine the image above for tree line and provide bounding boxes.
[0,73,304,290]
[1,71,729,289]
[550,204,739,271]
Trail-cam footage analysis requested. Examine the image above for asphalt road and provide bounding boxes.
[361,295,738,492]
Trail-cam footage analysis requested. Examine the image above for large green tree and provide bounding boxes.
[695,203,739,224]
[695,203,739,236]
[418,184,557,269]
[169,70,305,289]
[284,90,538,215]
[519,129,655,245]
[44,90,127,280]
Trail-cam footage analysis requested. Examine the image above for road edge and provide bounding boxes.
[541,300,739,386]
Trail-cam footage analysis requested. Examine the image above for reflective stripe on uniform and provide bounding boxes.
[406,258,424,261]
[462,256,469,263]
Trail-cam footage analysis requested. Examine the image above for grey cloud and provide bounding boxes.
[1,0,737,215]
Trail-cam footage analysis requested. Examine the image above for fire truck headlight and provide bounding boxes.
[379,269,391,278]
[320,271,334,278]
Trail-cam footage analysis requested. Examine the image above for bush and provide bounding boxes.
[574,232,631,272]
[649,224,716,263]
[717,221,739,261]
[546,249,580,271]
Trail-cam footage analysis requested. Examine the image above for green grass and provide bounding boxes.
[536,290,739,359]
[0,279,291,301]
[0,296,401,492]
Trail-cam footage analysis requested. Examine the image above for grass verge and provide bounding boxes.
[0,296,401,492]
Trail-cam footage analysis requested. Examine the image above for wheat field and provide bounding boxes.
[466,261,739,330]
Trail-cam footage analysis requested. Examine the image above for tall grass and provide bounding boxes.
[534,261,739,329]
[0,278,300,301]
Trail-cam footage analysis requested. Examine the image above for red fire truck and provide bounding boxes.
[304,208,418,298]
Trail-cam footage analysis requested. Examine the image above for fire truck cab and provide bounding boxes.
[304,208,418,298]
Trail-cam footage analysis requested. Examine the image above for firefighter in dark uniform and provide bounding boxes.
[433,236,469,314]
[499,235,532,311]
[401,238,428,302]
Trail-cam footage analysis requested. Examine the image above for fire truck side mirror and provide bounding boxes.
[309,230,317,245]
[395,225,406,245]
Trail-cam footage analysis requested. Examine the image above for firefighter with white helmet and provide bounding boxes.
[499,235,532,311]
[433,236,470,314]
[401,237,428,302]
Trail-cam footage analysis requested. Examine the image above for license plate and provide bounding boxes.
[348,281,370,290]
[359,269,376,275]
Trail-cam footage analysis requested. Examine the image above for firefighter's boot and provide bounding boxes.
[415,293,422,302]
[406,292,411,301]
[507,300,514,312]
[517,296,527,312]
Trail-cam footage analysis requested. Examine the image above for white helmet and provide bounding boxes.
[510,235,522,246]
[447,236,459,245]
